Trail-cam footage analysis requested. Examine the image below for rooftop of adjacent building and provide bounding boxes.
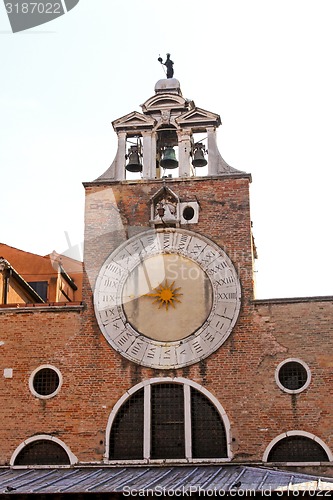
[0,243,83,305]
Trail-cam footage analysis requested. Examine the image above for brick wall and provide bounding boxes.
[1,174,332,475]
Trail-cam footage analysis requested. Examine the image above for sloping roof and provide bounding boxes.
[0,244,83,301]
[0,466,332,495]
[0,258,44,303]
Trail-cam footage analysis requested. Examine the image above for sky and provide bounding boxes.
[1,0,333,300]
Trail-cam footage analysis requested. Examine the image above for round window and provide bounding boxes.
[275,359,311,394]
[182,206,195,221]
[29,365,62,399]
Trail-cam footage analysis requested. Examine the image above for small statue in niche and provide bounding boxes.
[154,197,177,221]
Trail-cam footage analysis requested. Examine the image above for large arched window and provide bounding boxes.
[264,431,332,463]
[11,435,77,466]
[106,378,231,462]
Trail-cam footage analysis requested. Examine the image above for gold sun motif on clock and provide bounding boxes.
[145,280,182,311]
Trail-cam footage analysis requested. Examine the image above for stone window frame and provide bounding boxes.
[29,364,63,400]
[275,358,311,394]
[104,377,233,464]
[10,435,77,467]
[263,430,333,464]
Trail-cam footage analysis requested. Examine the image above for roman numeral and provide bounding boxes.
[192,341,203,353]
[147,347,156,359]
[215,276,235,286]
[101,308,117,326]
[215,261,228,271]
[203,331,216,343]
[105,263,122,275]
[178,234,190,251]
[217,292,237,300]
[117,333,130,346]
[130,342,143,356]
[103,277,118,288]
[102,294,116,303]
[214,320,225,330]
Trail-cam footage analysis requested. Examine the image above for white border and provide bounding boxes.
[10,434,78,467]
[104,377,232,464]
[275,358,311,394]
[263,430,333,463]
[29,364,63,400]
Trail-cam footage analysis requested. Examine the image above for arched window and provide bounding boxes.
[107,378,231,462]
[264,432,332,463]
[109,387,144,460]
[11,435,77,466]
[14,440,70,466]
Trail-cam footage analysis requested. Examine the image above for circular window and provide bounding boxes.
[182,206,195,221]
[275,359,311,394]
[29,365,62,399]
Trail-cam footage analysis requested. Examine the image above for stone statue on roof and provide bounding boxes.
[158,53,174,78]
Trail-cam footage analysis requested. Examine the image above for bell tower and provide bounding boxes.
[83,56,255,372]
[96,72,242,182]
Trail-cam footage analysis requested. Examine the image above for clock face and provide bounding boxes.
[94,228,241,369]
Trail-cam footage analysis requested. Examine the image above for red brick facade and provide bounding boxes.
[1,71,333,483]
[1,172,332,475]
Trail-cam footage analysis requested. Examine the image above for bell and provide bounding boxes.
[192,144,207,168]
[125,147,142,173]
[160,147,178,169]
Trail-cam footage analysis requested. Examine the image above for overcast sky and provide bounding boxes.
[1,0,333,299]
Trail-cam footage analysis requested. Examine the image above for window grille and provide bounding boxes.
[109,388,144,460]
[268,436,329,462]
[108,381,228,461]
[14,440,70,465]
[278,361,308,391]
[191,388,227,458]
[151,384,185,459]
[33,367,60,396]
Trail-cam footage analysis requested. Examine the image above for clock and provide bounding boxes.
[94,228,241,369]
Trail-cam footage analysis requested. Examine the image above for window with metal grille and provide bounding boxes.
[108,381,228,461]
[191,388,227,458]
[267,436,329,462]
[277,360,309,392]
[151,384,185,459]
[14,440,70,465]
[109,388,144,460]
[32,367,60,397]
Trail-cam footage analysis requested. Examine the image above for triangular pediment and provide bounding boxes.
[150,186,180,204]
[176,107,221,128]
[112,111,156,131]
[142,94,188,114]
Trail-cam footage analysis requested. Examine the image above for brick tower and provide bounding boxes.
[82,72,256,461]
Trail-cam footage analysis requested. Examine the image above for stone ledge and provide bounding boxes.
[253,295,333,305]
[83,172,252,188]
[0,302,85,314]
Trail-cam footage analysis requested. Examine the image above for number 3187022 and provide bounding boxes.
[5,3,61,14]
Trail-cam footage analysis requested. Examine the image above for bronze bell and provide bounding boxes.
[192,143,207,168]
[125,146,142,173]
[160,147,178,169]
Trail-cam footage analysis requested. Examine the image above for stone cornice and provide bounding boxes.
[83,172,252,188]
[253,296,333,305]
[0,302,85,314]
